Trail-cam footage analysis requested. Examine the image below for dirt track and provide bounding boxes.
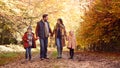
[1,51,120,68]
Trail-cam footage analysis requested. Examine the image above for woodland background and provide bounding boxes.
[0,0,120,52]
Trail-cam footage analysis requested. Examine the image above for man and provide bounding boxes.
[36,14,52,60]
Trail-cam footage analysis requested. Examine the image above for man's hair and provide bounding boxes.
[42,14,48,18]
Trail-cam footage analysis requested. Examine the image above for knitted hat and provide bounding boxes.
[27,26,32,30]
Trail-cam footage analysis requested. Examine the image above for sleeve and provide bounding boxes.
[32,33,36,48]
[52,25,56,36]
[64,27,67,37]
[35,22,39,37]
[22,33,28,42]
[48,22,52,34]
[49,26,52,34]
[32,33,37,40]
[60,24,67,37]
[74,35,77,46]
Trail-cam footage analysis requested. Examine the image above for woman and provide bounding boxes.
[52,18,66,59]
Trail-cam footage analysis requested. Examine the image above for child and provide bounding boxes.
[22,26,37,61]
[67,31,76,59]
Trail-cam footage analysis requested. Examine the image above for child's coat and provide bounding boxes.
[67,31,76,49]
[22,32,36,48]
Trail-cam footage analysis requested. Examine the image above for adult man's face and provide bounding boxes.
[43,16,48,22]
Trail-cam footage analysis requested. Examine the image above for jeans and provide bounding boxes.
[25,46,31,60]
[69,48,74,59]
[56,38,63,58]
[39,37,48,58]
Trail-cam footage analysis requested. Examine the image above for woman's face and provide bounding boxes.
[57,20,60,24]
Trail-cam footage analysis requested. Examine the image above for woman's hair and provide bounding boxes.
[57,18,64,26]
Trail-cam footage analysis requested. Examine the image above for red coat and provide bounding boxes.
[22,32,36,48]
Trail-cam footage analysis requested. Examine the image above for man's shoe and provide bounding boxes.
[40,58,44,60]
[57,57,60,59]
[45,57,49,59]
[69,57,73,59]
[29,59,31,61]
[57,57,62,59]
[26,58,29,60]
[60,57,62,58]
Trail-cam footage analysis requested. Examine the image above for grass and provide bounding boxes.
[51,51,57,58]
[0,52,24,66]
[0,51,39,66]
[0,52,17,58]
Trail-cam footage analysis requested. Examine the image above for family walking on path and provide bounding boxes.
[22,14,76,61]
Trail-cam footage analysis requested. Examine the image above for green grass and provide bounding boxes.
[0,52,17,58]
[0,52,23,66]
[51,51,57,58]
[0,51,39,66]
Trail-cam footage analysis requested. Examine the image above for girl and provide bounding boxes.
[22,26,37,61]
[67,31,76,59]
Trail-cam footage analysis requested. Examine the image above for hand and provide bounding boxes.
[27,40,29,42]
[66,37,68,41]
[36,36,39,39]
[50,33,53,37]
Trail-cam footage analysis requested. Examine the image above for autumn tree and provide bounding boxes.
[0,0,81,44]
[77,0,120,52]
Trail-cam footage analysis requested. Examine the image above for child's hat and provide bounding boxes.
[27,26,32,30]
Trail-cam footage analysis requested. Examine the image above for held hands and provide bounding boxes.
[66,36,68,41]
[35,36,39,40]
[50,32,53,37]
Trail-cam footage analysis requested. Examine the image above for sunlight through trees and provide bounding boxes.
[0,0,120,52]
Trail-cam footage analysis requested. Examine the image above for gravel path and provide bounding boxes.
[1,51,120,68]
